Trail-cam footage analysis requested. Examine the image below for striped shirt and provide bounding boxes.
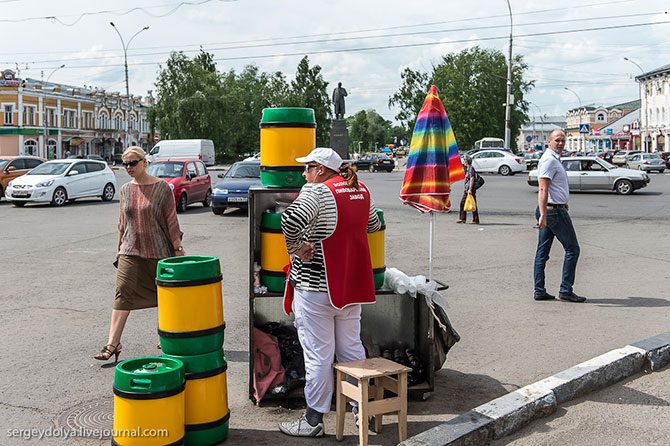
[281,180,381,292]
[118,180,183,259]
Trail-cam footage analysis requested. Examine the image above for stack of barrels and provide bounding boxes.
[368,208,386,289]
[259,210,290,292]
[112,256,229,446]
[157,256,229,445]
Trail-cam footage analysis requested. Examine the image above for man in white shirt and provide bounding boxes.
[533,130,586,303]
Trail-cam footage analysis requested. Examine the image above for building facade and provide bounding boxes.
[517,115,566,151]
[636,63,670,152]
[0,69,151,159]
[564,100,639,152]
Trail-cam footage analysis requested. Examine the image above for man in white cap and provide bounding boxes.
[279,147,381,437]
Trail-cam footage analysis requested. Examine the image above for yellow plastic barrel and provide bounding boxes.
[113,357,185,446]
[367,208,386,289]
[163,349,229,446]
[157,256,224,356]
[260,210,290,292]
[260,107,316,187]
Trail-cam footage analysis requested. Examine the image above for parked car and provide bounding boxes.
[522,151,542,171]
[146,159,212,213]
[625,153,665,173]
[471,149,525,176]
[352,153,395,172]
[527,156,650,195]
[5,159,116,206]
[611,150,641,166]
[67,154,105,162]
[0,156,45,201]
[147,139,216,166]
[658,151,670,168]
[211,160,261,215]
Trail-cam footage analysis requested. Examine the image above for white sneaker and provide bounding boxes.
[278,415,325,437]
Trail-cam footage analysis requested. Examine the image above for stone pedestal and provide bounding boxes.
[330,119,349,160]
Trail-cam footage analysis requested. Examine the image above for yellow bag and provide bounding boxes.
[464,193,477,212]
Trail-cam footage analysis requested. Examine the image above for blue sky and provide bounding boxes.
[1,0,668,123]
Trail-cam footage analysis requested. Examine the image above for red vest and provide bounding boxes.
[283,176,376,314]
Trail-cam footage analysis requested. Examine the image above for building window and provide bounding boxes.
[23,139,38,156]
[3,104,12,125]
[596,113,605,122]
[663,108,666,126]
[23,105,36,126]
[63,110,76,128]
[83,112,93,129]
[45,108,56,127]
[114,113,123,130]
[98,112,109,129]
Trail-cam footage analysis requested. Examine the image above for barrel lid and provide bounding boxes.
[260,210,282,229]
[163,349,226,375]
[114,357,184,394]
[261,107,315,124]
[156,256,221,283]
[375,208,385,226]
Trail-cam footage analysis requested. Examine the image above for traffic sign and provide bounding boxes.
[153,134,160,142]
[605,128,613,135]
[526,135,533,142]
[579,123,590,134]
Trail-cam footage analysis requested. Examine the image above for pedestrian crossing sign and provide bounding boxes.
[579,123,590,134]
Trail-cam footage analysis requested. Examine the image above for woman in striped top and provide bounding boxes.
[278,148,380,437]
[94,146,185,362]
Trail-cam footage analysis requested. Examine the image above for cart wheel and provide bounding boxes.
[421,392,432,401]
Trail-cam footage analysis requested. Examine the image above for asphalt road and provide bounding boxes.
[0,167,668,445]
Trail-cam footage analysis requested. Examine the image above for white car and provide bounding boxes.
[471,149,525,176]
[5,159,117,207]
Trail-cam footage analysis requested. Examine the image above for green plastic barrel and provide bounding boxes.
[260,211,290,292]
[163,350,229,446]
[113,357,185,445]
[368,209,386,289]
[156,256,225,356]
[260,107,316,188]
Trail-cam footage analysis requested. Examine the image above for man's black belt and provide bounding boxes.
[547,203,567,208]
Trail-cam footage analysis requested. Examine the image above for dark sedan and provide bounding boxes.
[352,153,395,172]
[211,160,261,214]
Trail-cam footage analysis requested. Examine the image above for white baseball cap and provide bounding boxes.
[296,147,343,172]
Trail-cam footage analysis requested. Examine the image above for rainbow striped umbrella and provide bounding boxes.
[400,85,464,212]
[399,85,464,279]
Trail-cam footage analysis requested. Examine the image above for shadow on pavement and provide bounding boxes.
[588,296,670,308]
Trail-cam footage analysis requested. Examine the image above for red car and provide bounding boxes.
[146,158,212,212]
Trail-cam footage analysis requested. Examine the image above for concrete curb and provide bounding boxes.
[400,332,670,446]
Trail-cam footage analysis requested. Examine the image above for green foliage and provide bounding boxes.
[151,52,331,162]
[389,47,533,150]
[347,109,395,152]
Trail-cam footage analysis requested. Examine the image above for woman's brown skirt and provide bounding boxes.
[113,255,160,311]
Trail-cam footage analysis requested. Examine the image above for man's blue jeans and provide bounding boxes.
[534,207,580,296]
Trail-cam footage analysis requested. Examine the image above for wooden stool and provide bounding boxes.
[334,357,411,446]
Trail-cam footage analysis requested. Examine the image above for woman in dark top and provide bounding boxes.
[457,156,480,224]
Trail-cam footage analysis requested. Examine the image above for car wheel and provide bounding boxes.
[177,193,188,213]
[51,187,68,206]
[615,179,633,195]
[212,207,225,215]
[202,189,212,207]
[660,170,665,173]
[369,165,376,173]
[499,165,512,176]
[101,183,115,201]
[12,201,25,207]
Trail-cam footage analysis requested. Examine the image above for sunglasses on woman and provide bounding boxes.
[122,159,144,168]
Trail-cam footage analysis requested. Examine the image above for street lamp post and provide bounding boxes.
[43,64,65,159]
[623,57,644,151]
[564,87,583,152]
[623,57,644,74]
[503,0,514,150]
[110,22,149,150]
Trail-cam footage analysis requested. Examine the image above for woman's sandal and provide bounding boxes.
[94,343,122,362]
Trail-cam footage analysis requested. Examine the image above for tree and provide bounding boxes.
[286,56,331,146]
[346,109,393,151]
[390,47,533,150]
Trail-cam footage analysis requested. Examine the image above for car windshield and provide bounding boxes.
[0,160,7,170]
[27,162,70,176]
[147,162,184,178]
[597,159,615,169]
[224,163,260,178]
[645,154,661,160]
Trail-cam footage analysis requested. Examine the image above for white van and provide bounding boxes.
[147,139,216,166]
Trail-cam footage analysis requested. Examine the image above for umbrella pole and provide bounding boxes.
[429,211,435,281]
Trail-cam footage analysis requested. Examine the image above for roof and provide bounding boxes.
[601,108,640,133]
[636,63,670,81]
[609,99,641,110]
[521,123,563,132]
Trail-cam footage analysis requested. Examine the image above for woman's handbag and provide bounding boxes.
[474,174,485,190]
[464,193,477,212]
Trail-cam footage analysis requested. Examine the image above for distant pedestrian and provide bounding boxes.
[533,130,585,303]
[456,156,480,224]
[94,146,185,363]
[64,149,71,158]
